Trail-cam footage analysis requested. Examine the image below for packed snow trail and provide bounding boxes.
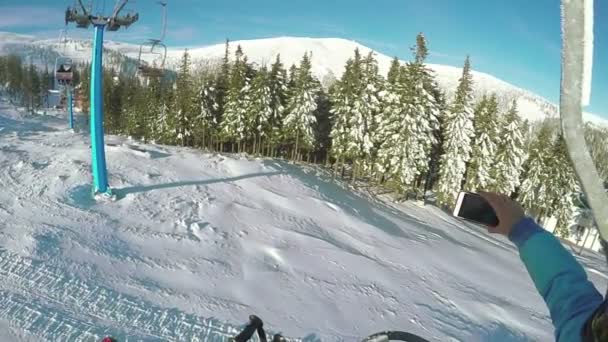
[0,99,606,341]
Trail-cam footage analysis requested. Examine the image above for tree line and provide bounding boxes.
[2,34,607,237]
[0,55,63,112]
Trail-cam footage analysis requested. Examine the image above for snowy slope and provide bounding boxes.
[0,99,607,341]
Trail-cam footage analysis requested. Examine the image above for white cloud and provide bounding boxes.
[167,26,197,42]
[0,6,64,28]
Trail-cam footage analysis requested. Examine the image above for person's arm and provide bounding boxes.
[479,192,604,341]
[509,217,603,341]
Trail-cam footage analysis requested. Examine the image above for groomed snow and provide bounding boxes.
[0,99,606,341]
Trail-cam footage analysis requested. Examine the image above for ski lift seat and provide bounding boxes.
[55,57,74,84]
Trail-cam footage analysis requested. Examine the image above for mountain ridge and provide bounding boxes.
[1,31,606,126]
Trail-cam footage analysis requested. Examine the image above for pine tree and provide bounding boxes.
[25,62,41,111]
[0,57,6,88]
[386,57,401,85]
[6,55,23,100]
[374,61,407,184]
[585,125,608,180]
[247,65,272,154]
[213,39,231,139]
[329,57,358,167]
[465,94,499,191]
[174,49,196,146]
[355,52,384,176]
[518,122,555,218]
[79,62,91,115]
[406,33,441,191]
[196,75,219,149]
[424,83,448,193]
[491,99,525,195]
[221,45,251,152]
[313,89,332,164]
[283,53,320,161]
[436,56,475,207]
[40,66,51,107]
[104,68,119,133]
[547,135,579,237]
[268,54,288,156]
[329,50,383,180]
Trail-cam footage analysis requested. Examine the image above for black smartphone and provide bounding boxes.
[453,192,499,227]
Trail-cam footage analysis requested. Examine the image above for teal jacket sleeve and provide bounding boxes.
[509,217,604,341]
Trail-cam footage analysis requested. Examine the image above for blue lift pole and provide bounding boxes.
[65,0,138,197]
[68,87,74,130]
[90,24,110,195]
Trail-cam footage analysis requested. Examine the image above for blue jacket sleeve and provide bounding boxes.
[509,217,604,341]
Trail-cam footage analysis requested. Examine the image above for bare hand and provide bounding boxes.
[478,192,526,236]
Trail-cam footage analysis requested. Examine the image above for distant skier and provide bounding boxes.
[479,192,607,342]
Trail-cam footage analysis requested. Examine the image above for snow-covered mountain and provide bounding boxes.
[1,31,606,126]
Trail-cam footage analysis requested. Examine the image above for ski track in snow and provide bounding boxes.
[0,100,606,341]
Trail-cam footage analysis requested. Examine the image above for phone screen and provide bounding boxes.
[455,192,499,226]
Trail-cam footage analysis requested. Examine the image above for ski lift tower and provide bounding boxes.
[65,0,139,196]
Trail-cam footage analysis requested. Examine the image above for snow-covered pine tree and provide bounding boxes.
[374,59,404,183]
[465,94,499,191]
[436,56,475,207]
[491,99,525,195]
[25,62,41,111]
[585,125,608,180]
[0,57,6,88]
[174,49,196,146]
[386,57,401,85]
[156,99,171,143]
[40,66,51,106]
[214,39,230,129]
[423,82,447,194]
[268,54,288,157]
[4,55,24,101]
[547,134,579,237]
[247,65,272,155]
[195,74,218,149]
[288,64,298,89]
[144,76,164,143]
[329,57,358,171]
[518,121,555,218]
[132,80,150,140]
[354,51,384,180]
[220,45,251,153]
[375,61,425,190]
[105,71,124,134]
[283,53,320,161]
[79,62,91,115]
[406,33,441,192]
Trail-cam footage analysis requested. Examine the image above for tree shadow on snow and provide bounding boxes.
[262,160,478,251]
[113,171,284,200]
[475,322,536,342]
[0,111,60,139]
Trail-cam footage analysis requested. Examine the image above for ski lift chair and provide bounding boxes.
[137,39,167,78]
[55,57,74,86]
[65,6,91,28]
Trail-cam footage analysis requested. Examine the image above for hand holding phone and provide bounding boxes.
[453,191,526,236]
[453,192,499,227]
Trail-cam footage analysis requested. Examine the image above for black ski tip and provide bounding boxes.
[101,337,118,342]
[249,314,263,326]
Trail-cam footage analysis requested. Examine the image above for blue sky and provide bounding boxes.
[1,0,607,117]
